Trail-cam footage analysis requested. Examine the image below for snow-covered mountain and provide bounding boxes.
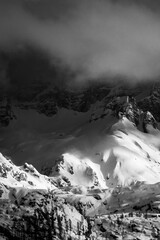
[1,108,160,239]
[1,49,160,239]
[1,89,160,187]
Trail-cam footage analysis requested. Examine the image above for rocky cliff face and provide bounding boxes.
[1,83,159,133]
[138,83,160,122]
[0,48,160,130]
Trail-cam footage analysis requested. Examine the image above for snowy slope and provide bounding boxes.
[40,111,160,189]
[102,117,160,187]
[0,153,56,190]
[51,153,106,189]
[52,116,160,189]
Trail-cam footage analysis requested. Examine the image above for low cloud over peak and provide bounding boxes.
[0,0,160,83]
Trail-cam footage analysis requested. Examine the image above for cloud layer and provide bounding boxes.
[1,0,160,82]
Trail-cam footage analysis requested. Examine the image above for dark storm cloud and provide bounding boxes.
[1,0,160,82]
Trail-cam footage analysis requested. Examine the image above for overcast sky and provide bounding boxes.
[1,0,160,83]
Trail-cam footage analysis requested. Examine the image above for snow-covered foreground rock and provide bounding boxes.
[2,169,160,239]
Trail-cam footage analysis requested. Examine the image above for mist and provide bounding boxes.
[1,0,160,83]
